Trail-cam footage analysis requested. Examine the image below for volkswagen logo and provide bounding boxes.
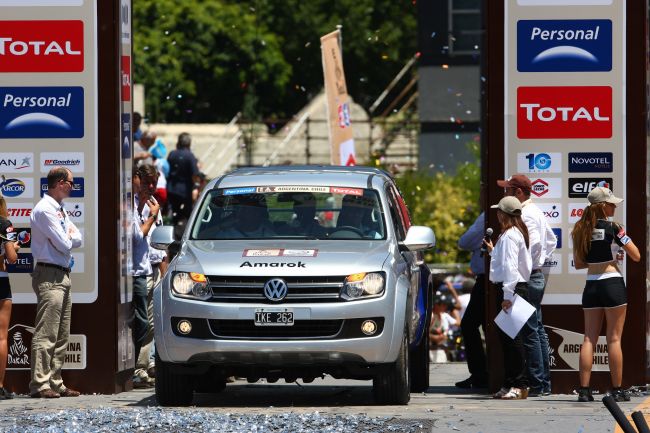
[263,278,288,302]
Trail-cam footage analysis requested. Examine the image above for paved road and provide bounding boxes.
[0,363,646,432]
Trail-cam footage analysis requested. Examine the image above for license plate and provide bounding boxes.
[254,309,294,326]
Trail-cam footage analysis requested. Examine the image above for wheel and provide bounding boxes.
[373,329,410,405]
[194,372,227,394]
[155,354,194,406]
[409,327,430,392]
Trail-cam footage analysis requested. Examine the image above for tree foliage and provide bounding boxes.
[133,0,417,123]
[395,141,481,265]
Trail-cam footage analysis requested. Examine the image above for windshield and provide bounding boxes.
[191,186,386,240]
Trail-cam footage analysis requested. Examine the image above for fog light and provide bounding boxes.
[361,320,377,336]
[178,320,192,335]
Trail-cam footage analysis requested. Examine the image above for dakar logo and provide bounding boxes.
[7,326,33,368]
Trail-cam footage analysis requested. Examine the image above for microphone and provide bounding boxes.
[480,228,493,257]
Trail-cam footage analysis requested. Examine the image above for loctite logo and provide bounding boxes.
[517,86,612,139]
[0,21,84,72]
[568,202,587,223]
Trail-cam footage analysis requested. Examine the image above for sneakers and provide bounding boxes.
[0,387,15,399]
[493,387,509,399]
[577,387,594,402]
[529,388,552,397]
[133,369,155,388]
[501,387,528,400]
[612,388,631,402]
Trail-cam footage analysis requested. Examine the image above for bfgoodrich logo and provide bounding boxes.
[0,87,84,138]
[517,86,612,139]
[568,152,613,172]
[517,20,611,72]
[40,152,84,172]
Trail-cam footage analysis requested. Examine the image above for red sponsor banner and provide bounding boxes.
[517,86,612,139]
[121,55,131,102]
[0,20,84,72]
[330,187,363,196]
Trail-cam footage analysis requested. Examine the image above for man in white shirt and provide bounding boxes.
[29,167,82,398]
[498,174,557,396]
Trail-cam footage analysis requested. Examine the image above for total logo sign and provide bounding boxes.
[517,86,612,139]
[121,56,131,102]
[517,20,611,72]
[568,177,613,198]
[568,202,587,223]
[530,177,561,198]
[0,87,84,138]
[0,153,33,173]
[0,21,84,73]
[537,203,561,224]
[0,175,34,198]
[40,152,84,173]
[516,152,561,173]
[6,203,33,223]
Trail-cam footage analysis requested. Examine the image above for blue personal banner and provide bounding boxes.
[517,19,612,72]
[0,86,84,138]
[40,177,84,197]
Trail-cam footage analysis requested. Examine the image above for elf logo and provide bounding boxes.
[0,21,84,72]
[517,20,612,72]
[568,178,613,197]
[517,86,612,139]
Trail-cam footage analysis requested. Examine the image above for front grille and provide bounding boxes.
[207,275,345,303]
[208,319,343,339]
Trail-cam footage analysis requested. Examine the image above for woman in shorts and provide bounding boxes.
[571,187,640,402]
[0,194,19,398]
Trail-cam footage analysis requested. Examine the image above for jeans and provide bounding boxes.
[523,271,551,392]
[132,275,150,363]
[460,274,487,383]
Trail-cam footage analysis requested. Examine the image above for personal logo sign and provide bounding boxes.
[517,86,612,139]
[0,87,84,138]
[517,20,611,72]
[0,20,84,72]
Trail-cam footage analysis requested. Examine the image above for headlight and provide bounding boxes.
[171,272,211,300]
[342,272,385,300]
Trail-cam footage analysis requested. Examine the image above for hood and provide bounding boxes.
[174,239,391,277]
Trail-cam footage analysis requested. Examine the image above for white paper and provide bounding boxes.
[494,295,536,339]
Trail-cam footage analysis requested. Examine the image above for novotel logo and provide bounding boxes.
[568,152,613,173]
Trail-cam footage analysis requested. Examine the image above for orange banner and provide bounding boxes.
[320,30,356,166]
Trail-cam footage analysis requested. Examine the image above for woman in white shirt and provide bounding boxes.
[484,196,532,399]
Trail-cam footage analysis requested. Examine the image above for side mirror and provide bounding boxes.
[400,226,435,251]
[150,225,175,250]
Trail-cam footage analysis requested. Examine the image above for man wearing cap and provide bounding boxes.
[498,173,557,396]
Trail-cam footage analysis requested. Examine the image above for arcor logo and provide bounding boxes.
[517,86,612,139]
[0,21,84,72]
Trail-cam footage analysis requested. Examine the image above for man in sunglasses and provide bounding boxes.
[30,167,82,398]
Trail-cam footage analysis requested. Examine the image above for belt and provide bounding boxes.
[531,269,543,274]
[37,262,71,273]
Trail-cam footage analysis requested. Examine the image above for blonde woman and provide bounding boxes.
[0,194,19,398]
[484,196,532,399]
[572,187,640,402]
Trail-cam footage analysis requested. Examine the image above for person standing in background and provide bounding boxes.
[30,167,82,398]
[455,210,488,389]
[572,187,640,402]
[166,132,200,233]
[0,193,19,399]
[499,174,556,396]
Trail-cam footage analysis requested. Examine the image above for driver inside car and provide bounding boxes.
[336,194,382,239]
[217,194,276,238]
[288,192,328,238]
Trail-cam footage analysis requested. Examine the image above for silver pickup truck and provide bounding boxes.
[151,166,435,405]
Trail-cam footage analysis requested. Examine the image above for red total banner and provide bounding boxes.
[517,86,612,139]
[0,20,84,72]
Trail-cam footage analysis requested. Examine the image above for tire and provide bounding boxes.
[373,329,410,405]
[194,372,227,394]
[155,354,194,406]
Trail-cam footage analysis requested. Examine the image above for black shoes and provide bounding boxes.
[0,387,14,399]
[455,376,487,389]
[577,387,594,402]
[612,388,630,402]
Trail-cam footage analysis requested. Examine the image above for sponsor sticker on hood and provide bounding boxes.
[243,249,318,257]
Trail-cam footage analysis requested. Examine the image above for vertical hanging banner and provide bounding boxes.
[320,30,356,166]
